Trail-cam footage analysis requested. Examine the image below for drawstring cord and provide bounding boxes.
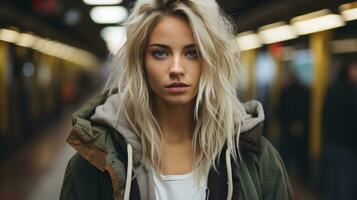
[226,120,242,200]
[124,144,133,200]
[226,149,233,200]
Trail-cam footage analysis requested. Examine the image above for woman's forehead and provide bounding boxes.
[148,15,196,46]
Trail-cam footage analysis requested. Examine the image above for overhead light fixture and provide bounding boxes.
[291,9,345,35]
[339,2,357,21]
[0,28,97,67]
[0,29,19,43]
[32,37,97,66]
[83,0,122,5]
[90,6,128,24]
[45,40,60,56]
[16,33,38,48]
[33,37,48,51]
[258,22,297,44]
[101,26,127,53]
[52,42,67,57]
[236,31,262,51]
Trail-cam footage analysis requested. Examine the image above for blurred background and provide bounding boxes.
[0,0,356,199]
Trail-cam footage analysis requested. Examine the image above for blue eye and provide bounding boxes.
[186,50,199,59]
[152,51,169,59]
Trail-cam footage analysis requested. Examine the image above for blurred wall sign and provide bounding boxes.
[268,43,283,59]
[32,0,59,14]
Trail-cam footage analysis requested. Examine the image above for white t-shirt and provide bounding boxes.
[152,170,207,200]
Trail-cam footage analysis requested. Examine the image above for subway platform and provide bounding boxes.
[0,110,75,200]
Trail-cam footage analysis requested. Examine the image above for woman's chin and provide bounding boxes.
[160,97,195,107]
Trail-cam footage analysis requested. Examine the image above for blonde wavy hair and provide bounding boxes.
[106,0,247,178]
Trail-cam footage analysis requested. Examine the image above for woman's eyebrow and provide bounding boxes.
[148,44,169,49]
[148,43,197,49]
[184,44,197,49]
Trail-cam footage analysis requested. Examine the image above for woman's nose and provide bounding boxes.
[169,55,185,77]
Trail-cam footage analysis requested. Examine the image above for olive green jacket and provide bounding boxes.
[60,91,294,200]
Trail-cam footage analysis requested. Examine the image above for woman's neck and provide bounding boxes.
[153,100,195,143]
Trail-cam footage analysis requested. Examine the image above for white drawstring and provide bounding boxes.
[124,144,133,200]
[226,149,233,200]
[236,120,242,163]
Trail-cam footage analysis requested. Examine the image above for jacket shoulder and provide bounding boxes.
[60,153,114,200]
[256,137,294,200]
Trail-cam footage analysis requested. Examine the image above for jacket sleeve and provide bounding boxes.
[259,137,294,200]
[59,153,114,200]
[60,155,79,200]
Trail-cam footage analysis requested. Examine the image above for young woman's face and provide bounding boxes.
[145,15,202,107]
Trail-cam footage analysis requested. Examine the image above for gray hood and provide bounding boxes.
[91,93,144,167]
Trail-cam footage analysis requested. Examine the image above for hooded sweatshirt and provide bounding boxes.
[60,91,294,200]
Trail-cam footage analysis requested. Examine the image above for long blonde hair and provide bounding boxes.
[106,0,247,178]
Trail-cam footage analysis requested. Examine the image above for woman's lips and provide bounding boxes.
[166,86,189,93]
[165,83,190,93]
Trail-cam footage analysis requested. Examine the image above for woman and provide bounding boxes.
[60,0,293,199]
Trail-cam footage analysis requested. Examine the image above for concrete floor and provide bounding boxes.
[0,114,74,200]
[26,143,75,200]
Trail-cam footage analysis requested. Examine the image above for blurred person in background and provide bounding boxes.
[323,57,357,200]
[278,66,310,179]
[60,0,293,199]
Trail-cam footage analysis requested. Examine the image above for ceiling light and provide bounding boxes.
[55,43,69,59]
[101,26,126,53]
[0,28,97,67]
[16,33,38,47]
[0,29,19,43]
[90,6,128,24]
[339,2,357,21]
[341,8,357,21]
[38,38,53,53]
[291,9,345,35]
[46,40,60,56]
[258,22,297,44]
[33,38,48,51]
[83,0,122,5]
[236,31,262,51]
